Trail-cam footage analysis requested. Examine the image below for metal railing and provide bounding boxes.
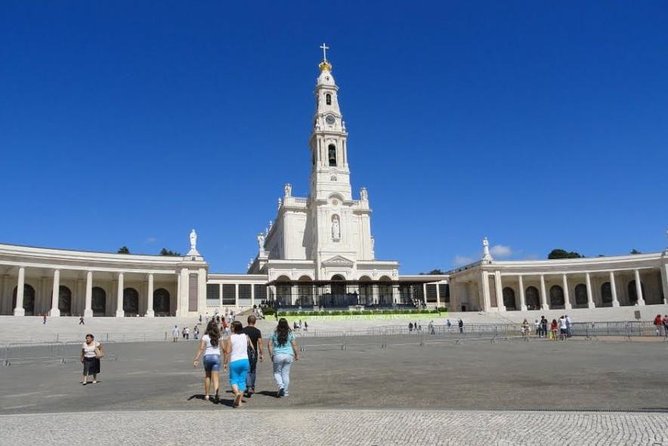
[2,342,118,366]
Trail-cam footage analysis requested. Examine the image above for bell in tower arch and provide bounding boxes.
[328,144,337,166]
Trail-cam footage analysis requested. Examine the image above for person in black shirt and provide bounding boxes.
[242,315,263,397]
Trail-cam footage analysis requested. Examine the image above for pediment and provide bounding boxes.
[321,255,354,267]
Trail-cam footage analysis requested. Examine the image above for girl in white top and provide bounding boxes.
[193,320,222,401]
[223,321,254,408]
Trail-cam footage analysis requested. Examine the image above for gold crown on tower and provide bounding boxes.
[319,60,332,72]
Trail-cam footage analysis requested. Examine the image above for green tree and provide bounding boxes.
[160,248,182,256]
[547,249,584,259]
[117,246,130,254]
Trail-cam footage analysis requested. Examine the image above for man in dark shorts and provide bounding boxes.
[243,315,263,397]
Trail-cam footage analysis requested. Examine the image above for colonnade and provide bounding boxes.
[476,267,665,312]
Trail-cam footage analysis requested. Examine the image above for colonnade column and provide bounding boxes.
[116,272,125,317]
[562,274,572,310]
[610,271,620,307]
[14,267,25,316]
[518,275,527,311]
[634,269,645,305]
[539,274,548,310]
[84,271,93,317]
[661,264,668,305]
[250,283,255,308]
[146,273,154,317]
[481,271,491,311]
[50,269,61,317]
[495,271,506,311]
[585,272,595,309]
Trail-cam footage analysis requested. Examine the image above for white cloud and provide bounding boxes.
[490,244,512,258]
[453,255,475,267]
[145,237,158,244]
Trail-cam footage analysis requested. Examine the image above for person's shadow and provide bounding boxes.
[257,390,280,398]
[187,393,236,407]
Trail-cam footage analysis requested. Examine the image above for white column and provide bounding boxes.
[116,272,125,317]
[539,274,548,310]
[84,271,93,317]
[585,272,595,309]
[481,271,491,311]
[235,283,240,309]
[14,267,26,316]
[146,273,154,317]
[661,264,668,305]
[198,268,207,313]
[50,269,61,317]
[610,271,619,307]
[562,274,572,310]
[495,271,505,311]
[518,275,527,311]
[250,283,255,308]
[634,269,645,305]
[0,274,6,314]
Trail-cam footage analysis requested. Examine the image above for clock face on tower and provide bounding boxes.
[325,114,336,125]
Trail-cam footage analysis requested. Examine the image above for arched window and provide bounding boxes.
[549,285,565,308]
[275,276,291,306]
[378,276,393,306]
[297,276,314,307]
[574,284,588,307]
[502,287,516,310]
[58,286,72,316]
[92,287,106,316]
[601,282,612,306]
[123,288,139,316]
[359,276,373,306]
[328,144,337,166]
[153,288,171,316]
[627,280,645,305]
[525,286,539,310]
[326,93,332,105]
[12,284,35,316]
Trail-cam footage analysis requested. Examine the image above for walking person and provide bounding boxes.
[268,318,299,398]
[243,315,264,397]
[223,321,253,408]
[172,325,179,342]
[80,334,104,385]
[192,320,222,402]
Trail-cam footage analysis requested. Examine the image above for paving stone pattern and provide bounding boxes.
[1,338,668,444]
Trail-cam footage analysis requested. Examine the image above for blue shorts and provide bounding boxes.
[202,354,221,372]
[229,358,250,391]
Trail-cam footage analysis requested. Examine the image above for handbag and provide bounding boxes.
[94,345,105,358]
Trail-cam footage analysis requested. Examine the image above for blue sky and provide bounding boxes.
[1,1,666,273]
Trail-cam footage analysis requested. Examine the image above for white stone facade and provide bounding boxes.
[1,51,667,317]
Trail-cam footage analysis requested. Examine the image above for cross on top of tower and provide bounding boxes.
[320,43,330,62]
[318,43,332,72]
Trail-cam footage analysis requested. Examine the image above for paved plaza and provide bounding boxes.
[1,338,667,444]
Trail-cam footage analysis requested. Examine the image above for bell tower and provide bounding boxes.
[308,43,351,201]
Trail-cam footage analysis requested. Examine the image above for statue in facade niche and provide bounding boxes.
[332,215,341,241]
[284,183,292,198]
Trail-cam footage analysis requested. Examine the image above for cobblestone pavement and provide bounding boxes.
[2,339,668,444]
[1,409,667,445]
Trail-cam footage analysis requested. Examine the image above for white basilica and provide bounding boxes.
[1,48,667,319]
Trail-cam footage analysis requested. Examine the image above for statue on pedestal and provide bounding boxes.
[257,233,265,253]
[189,229,197,252]
[360,187,368,201]
[482,236,493,262]
[284,183,292,198]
